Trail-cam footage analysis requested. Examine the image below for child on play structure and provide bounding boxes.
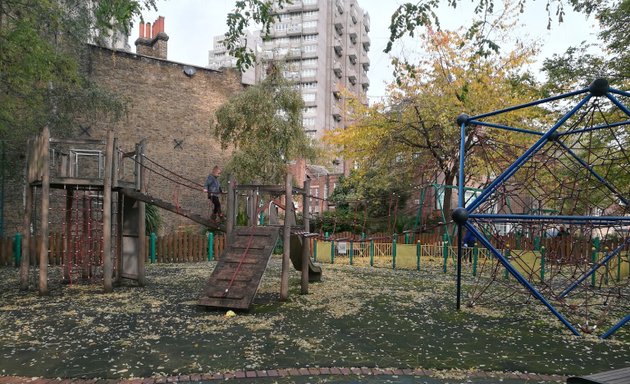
[204,165,224,220]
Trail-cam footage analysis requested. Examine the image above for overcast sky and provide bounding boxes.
[127,0,599,103]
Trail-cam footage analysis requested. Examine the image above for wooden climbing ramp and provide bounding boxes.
[198,226,279,310]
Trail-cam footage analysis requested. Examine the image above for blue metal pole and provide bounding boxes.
[600,313,630,339]
[469,213,630,224]
[470,120,545,136]
[469,88,588,121]
[610,88,630,97]
[560,238,630,298]
[458,119,466,208]
[606,93,630,117]
[466,223,580,336]
[467,95,592,213]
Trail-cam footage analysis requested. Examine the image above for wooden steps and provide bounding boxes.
[198,226,279,310]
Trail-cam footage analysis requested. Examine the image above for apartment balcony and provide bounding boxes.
[361,71,370,89]
[334,19,344,34]
[303,1,319,10]
[348,70,357,85]
[287,24,303,35]
[304,99,317,107]
[287,48,302,59]
[301,73,317,83]
[286,0,303,10]
[333,60,343,78]
[304,24,318,34]
[333,37,343,56]
[332,83,342,98]
[362,33,371,49]
[332,104,343,122]
[363,13,370,31]
[348,47,357,62]
[361,55,370,71]
[336,0,345,13]
[348,25,358,40]
[302,50,317,59]
[350,8,358,24]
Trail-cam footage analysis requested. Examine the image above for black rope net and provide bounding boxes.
[460,83,630,336]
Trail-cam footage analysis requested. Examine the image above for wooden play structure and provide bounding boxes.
[199,178,322,309]
[21,127,321,309]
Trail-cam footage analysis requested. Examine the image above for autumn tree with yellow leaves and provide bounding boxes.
[324,27,544,225]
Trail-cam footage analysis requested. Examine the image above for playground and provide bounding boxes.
[2,80,630,383]
[1,258,629,383]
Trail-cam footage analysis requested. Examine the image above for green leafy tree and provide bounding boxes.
[0,0,156,173]
[541,0,629,93]
[325,171,413,234]
[212,64,318,184]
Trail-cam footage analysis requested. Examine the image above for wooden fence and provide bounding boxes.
[0,232,226,267]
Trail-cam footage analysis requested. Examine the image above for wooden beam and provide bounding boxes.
[38,127,50,296]
[280,173,292,301]
[102,130,114,293]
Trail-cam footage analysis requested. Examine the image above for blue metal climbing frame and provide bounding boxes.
[455,79,630,338]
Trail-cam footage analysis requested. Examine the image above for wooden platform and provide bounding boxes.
[567,367,630,384]
[198,226,279,310]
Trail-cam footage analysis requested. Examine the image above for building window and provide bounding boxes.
[303,117,316,127]
[303,21,317,29]
[275,23,289,31]
[303,34,318,42]
[302,92,316,102]
[301,68,316,77]
[303,44,317,53]
[301,58,318,67]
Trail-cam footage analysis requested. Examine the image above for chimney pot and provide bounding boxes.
[139,21,145,38]
[145,23,151,39]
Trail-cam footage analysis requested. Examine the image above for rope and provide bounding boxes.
[141,154,204,189]
[223,230,256,296]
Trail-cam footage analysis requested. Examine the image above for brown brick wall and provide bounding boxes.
[81,45,243,232]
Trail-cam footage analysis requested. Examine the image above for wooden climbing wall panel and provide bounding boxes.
[198,226,279,310]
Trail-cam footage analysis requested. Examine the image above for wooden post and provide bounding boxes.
[301,178,310,294]
[20,138,34,290]
[226,177,235,242]
[115,192,123,284]
[137,140,146,286]
[20,187,33,290]
[280,173,292,301]
[247,190,255,226]
[38,127,50,296]
[63,189,73,282]
[81,194,90,279]
[102,130,114,292]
